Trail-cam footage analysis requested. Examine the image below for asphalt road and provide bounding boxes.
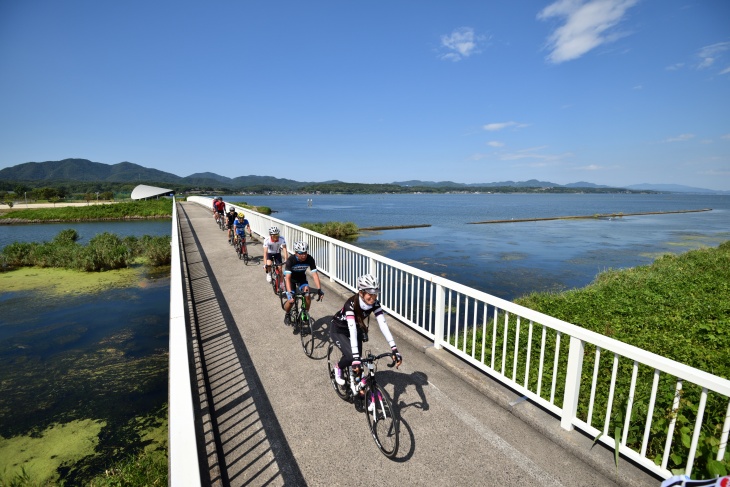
[177,201,660,487]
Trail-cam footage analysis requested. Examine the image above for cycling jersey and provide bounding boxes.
[234,218,249,235]
[284,253,317,285]
[263,236,287,256]
[226,212,237,227]
[331,294,395,364]
[214,200,225,213]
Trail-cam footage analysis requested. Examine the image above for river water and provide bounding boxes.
[228,193,730,301]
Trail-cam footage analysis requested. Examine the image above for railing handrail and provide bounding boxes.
[169,198,202,486]
[185,196,730,479]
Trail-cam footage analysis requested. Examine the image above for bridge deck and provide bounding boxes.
[176,201,658,487]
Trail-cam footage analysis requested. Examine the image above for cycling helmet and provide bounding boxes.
[293,241,309,253]
[357,274,380,294]
[269,226,280,235]
[238,212,244,218]
[229,207,236,212]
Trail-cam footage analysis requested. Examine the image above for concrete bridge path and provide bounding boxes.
[176,201,657,487]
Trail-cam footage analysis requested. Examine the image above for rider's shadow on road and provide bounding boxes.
[377,369,431,462]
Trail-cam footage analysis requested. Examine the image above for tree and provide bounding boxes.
[100,191,114,201]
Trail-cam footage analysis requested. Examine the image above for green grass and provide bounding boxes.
[1,230,171,271]
[448,241,730,478]
[300,221,358,240]
[0,200,172,221]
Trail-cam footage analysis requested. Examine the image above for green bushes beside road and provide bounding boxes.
[1,229,171,271]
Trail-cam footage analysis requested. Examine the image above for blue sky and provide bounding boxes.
[1,1,729,190]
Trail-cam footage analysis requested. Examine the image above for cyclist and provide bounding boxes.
[213,197,225,224]
[233,212,251,247]
[225,206,237,243]
[283,241,324,334]
[330,274,402,388]
[263,226,288,283]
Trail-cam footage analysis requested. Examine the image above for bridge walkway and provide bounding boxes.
[176,201,658,487]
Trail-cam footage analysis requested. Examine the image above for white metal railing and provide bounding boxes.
[169,198,202,486]
[186,196,730,480]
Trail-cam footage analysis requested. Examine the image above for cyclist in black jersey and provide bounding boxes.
[283,241,323,333]
[225,207,237,243]
[330,274,402,388]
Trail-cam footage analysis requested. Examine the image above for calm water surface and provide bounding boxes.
[0,219,172,248]
[229,193,730,300]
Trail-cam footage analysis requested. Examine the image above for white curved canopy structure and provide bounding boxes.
[131,184,174,200]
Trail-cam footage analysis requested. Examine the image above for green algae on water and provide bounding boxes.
[0,266,152,296]
[0,419,105,485]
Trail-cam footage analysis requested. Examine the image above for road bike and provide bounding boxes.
[268,262,286,299]
[218,214,226,231]
[234,233,251,265]
[284,288,322,357]
[327,344,400,457]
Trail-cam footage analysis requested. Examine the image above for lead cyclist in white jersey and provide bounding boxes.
[262,226,288,283]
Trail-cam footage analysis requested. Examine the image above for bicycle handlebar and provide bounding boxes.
[363,351,398,368]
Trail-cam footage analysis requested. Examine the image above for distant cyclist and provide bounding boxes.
[330,274,402,388]
[226,206,237,243]
[263,226,288,283]
[283,241,324,333]
[212,197,225,224]
[233,212,251,247]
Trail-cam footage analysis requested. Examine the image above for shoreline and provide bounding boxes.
[0,215,171,225]
[467,208,712,224]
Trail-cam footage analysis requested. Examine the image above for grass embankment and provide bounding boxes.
[0,229,171,271]
[0,199,172,222]
[300,221,358,240]
[453,242,729,478]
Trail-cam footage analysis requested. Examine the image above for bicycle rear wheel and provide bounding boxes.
[366,383,399,458]
[242,242,250,264]
[299,314,314,357]
[327,343,350,401]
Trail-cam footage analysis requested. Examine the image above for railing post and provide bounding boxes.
[328,241,336,282]
[433,283,445,349]
[561,336,585,431]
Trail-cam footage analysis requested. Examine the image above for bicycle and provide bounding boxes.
[327,344,400,457]
[284,288,322,356]
[268,262,286,299]
[234,233,251,265]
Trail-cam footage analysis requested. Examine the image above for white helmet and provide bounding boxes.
[269,226,280,235]
[294,241,309,253]
[357,274,380,294]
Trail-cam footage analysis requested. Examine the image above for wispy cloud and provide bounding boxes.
[483,121,529,131]
[697,41,730,69]
[665,63,685,71]
[487,141,505,147]
[537,0,638,64]
[499,146,573,162]
[439,27,484,61]
[665,133,695,143]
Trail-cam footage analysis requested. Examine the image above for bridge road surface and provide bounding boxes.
[177,201,659,487]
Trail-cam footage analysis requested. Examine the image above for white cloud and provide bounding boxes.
[439,27,483,62]
[537,0,638,64]
[665,133,695,143]
[665,63,685,71]
[483,121,529,131]
[697,42,730,70]
[487,141,505,147]
[722,133,730,140]
[719,66,730,75]
[499,146,572,162]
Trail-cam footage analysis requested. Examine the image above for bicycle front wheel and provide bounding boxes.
[242,242,250,264]
[279,286,287,309]
[299,314,314,357]
[327,343,350,401]
[366,383,399,458]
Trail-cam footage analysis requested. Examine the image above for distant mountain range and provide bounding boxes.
[0,158,727,194]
